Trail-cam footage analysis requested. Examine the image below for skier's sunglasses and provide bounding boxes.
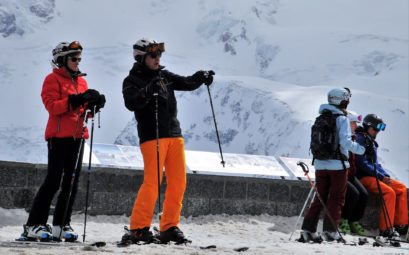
[68,56,82,62]
[373,123,386,131]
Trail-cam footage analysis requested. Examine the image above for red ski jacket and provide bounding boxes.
[41,68,89,140]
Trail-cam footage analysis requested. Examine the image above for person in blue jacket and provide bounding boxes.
[355,114,408,237]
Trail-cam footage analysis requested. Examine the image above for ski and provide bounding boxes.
[117,226,248,252]
[0,240,106,248]
[352,233,406,247]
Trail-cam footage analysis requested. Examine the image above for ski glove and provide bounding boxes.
[145,77,164,98]
[192,70,215,86]
[87,94,106,113]
[68,89,100,110]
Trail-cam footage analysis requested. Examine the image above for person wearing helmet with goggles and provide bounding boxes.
[19,41,105,242]
[355,114,408,237]
[122,38,215,244]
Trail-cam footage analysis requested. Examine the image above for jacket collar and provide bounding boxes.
[131,62,165,75]
[53,67,84,79]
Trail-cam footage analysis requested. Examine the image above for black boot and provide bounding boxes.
[122,227,155,244]
[394,225,408,236]
[159,226,191,244]
[379,228,400,238]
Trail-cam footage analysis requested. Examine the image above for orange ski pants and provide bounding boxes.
[130,137,186,231]
[360,176,408,231]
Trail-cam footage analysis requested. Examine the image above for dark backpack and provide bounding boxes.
[310,109,345,161]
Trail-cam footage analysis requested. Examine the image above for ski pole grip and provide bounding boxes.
[297,161,309,174]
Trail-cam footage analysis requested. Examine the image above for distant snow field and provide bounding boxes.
[0,208,408,254]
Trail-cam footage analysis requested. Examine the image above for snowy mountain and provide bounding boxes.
[0,0,408,183]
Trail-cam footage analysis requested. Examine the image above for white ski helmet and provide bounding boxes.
[133,38,165,63]
[327,88,351,106]
[52,41,83,68]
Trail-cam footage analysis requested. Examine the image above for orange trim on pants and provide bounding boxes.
[130,137,186,231]
[360,177,408,231]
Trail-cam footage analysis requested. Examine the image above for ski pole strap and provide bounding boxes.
[297,161,309,174]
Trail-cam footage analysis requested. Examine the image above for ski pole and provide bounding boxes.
[154,82,163,220]
[205,71,225,167]
[371,157,394,236]
[82,106,97,242]
[58,109,90,241]
[297,161,346,243]
[289,186,315,241]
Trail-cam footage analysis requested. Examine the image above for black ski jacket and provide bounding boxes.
[122,63,203,144]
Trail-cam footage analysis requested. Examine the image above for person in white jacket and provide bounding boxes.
[301,88,365,242]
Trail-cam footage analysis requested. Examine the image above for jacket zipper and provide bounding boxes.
[71,77,81,139]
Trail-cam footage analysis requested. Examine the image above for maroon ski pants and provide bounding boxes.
[302,169,348,232]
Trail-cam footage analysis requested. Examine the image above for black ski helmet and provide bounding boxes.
[363,114,386,131]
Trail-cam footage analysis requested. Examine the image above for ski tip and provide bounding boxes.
[234,246,249,252]
[200,244,217,249]
[91,241,106,247]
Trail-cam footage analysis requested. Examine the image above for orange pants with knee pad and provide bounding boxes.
[130,137,186,231]
[360,176,408,231]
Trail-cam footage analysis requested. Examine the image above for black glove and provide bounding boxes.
[68,89,101,110]
[82,89,101,102]
[145,77,164,97]
[87,94,106,113]
[192,70,215,86]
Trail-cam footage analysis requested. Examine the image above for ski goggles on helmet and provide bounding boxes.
[344,87,352,97]
[146,42,165,54]
[373,123,386,131]
[133,42,165,53]
[65,41,83,51]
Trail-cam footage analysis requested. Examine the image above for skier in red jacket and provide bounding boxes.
[19,41,105,242]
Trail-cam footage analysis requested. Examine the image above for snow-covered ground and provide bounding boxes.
[0,208,408,254]
[0,0,408,184]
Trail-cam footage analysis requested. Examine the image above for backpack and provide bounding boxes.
[310,109,345,161]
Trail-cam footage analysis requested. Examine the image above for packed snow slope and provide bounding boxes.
[0,0,408,183]
[0,208,408,254]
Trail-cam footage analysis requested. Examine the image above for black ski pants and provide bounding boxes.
[341,176,369,222]
[26,137,84,226]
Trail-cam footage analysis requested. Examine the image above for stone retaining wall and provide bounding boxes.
[1,160,407,229]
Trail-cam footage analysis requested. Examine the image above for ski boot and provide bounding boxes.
[26,225,53,241]
[394,225,408,236]
[379,228,400,238]
[297,230,323,243]
[52,225,78,242]
[322,231,342,242]
[120,226,158,245]
[159,226,191,244]
[339,219,351,235]
[349,221,365,236]
[16,224,37,241]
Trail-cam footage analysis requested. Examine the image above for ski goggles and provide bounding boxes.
[146,43,165,54]
[65,41,83,51]
[373,123,386,131]
[133,42,165,53]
